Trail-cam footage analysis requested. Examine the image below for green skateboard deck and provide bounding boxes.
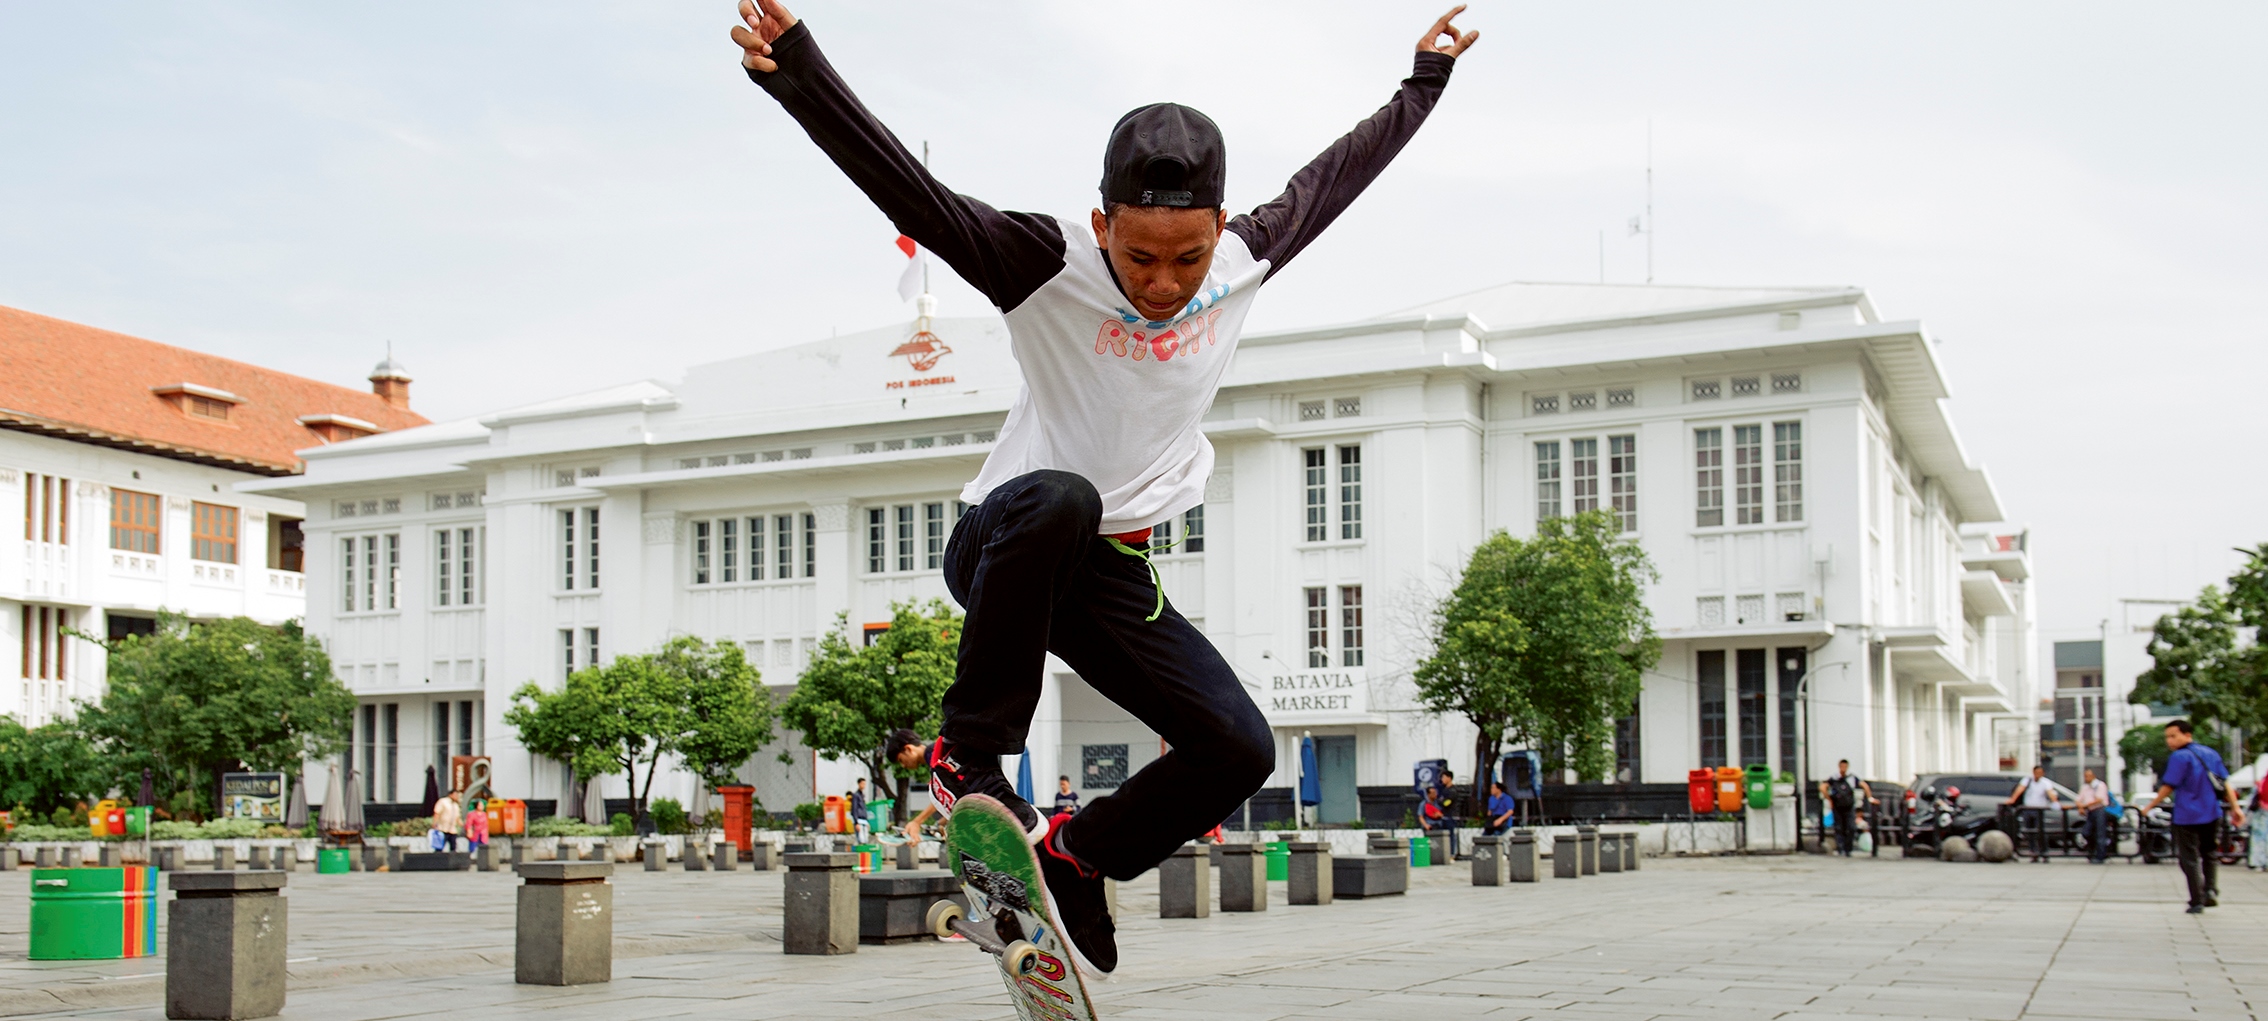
[942,795,1096,1021]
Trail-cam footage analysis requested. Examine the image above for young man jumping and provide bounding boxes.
[734,0,1478,974]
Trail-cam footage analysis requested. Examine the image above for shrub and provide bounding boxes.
[384,817,433,838]
[793,802,822,829]
[8,823,86,842]
[525,816,611,838]
[608,813,634,837]
[650,797,689,835]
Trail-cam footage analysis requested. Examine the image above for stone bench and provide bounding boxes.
[1332,855,1407,899]
[400,852,471,872]
[858,869,964,944]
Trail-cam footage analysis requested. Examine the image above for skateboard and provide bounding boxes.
[928,795,1097,1021]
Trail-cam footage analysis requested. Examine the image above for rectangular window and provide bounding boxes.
[895,504,915,572]
[745,516,768,582]
[340,533,399,611]
[1081,744,1130,790]
[1698,650,1727,768]
[924,502,946,570]
[381,702,399,803]
[1608,434,1638,532]
[457,528,478,605]
[190,502,238,563]
[1338,445,1363,540]
[719,517,737,583]
[1181,505,1205,553]
[584,628,600,673]
[1776,647,1806,776]
[436,529,454,605]
[1304,586,1330,668]
[433,702,451,779]
[20,605,70,681]
[457,700,475,757]
[1534,441,1561,521]
[342,537,358,612]
[866,508,887,573]
[110,489,161,554]
[23,474,70,544]
[561,510,577,589]
[1737,648,1768,765]
[1695,428,1724,527]
[362,536,377,610]
[802,512,816,578]
[1340,585,1365,667]
[582,508,600,589]
[360,703,377,802]
[1733,425,1764,525]
[383,534,398,610]
[1569,438,1599,514]
[692,520,712,584]
[774,514,794,581]
[561,629,576,682]
[1153,511,1173,553]
[1302,448,1327,542]
[1615,700,1641,783]
[1774,421,1804,522]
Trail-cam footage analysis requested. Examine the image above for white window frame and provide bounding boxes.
[341,532,400,613]
[560,507,599,591]
[435,526,480,606]
[1534,441,1561,521]
[1304,586,1330,668]
[1773,421,1804,523]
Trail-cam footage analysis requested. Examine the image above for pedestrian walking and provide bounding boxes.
[1819,760,1870,857]
[431,787,464,852]
[2138,719,2245,913]
[2002,765,2062,861]
[1053,776,1081,817]
[1423,769,1461,858]
[2071,768,2111,864]
[850,778,868,825]
[1483,781,1515,836]
[2248,783,2268,871]
[465,797,490,856]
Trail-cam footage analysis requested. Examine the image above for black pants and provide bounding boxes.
[2082,807,2110,862]
[2018,807,2049,859]
[1831,805,1856,855]
[2174,822,2219,908]
[940,470,1274,881]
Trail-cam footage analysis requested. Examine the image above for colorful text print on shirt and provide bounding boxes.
[1093,310,1221,363]
[890,330,952,372]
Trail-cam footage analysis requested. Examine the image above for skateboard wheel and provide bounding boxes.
[926,899,965,940]
[1002,940,1040,975]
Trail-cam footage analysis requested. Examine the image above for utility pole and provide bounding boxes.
[1626,121,1654,284]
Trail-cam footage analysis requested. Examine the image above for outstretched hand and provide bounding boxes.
[731,0,799,72]
[1419,5,1480,58]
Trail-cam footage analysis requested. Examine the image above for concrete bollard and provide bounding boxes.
[359,845,380,872]
[99,845,119,868]
[1505,831,1539,882]
[1470,834,1510,886]
[1598,832,1622,874]
[166,871,286,1020]
[712,843,738,871]
[276,847,297,873]
[1576,826,1599,876]
[1619,833,1640,871]
[585,843,610,863]
[213,847,236,871]
[894,841,919,871]
[59,846,77,868]
[1159,843,1212,919]
[748,842,778,871]
[1216,842,1267,912]
[0,846,14,871]
[515,862,613,986]
[783,852,859,955]
[476,844,499,872]
[1552,833,1581,879]
[384,845,402,873]
[683,841,707,872]
[1429,834,1451,867]
[35,847,56,869]
[1287,841,1333,905]
[643,841,665,871]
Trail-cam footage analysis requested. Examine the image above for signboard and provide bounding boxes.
[1264,669,1366,718]
[221,773,286,821]
[450,756,494,803]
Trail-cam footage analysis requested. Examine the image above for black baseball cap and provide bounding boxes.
[1100,103,1225,209]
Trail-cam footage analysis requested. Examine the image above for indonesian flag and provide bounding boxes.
[895,234,925,301]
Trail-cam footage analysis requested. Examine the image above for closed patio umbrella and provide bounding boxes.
[583,775,607,825]
[1298,737,1322,808]
[419,765,440,817]
[319,766,347,832]
[285,774,310,830]
[342,769,365,832]
[136,768,155,808]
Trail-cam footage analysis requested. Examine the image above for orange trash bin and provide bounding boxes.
[496,798,526,836]
[823,795,851,834]
[1714,766,1745,814]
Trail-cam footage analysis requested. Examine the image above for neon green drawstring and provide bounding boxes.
[1105,534,1179,622]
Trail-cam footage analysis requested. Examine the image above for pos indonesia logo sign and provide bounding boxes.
[890,328,952,372]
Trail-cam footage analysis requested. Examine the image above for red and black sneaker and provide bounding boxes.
[1039,812,1118,975]
[927,738,1047,843]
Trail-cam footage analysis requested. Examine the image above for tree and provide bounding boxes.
[1413,510,1661,805]
[780,600,960,825]
[0,717,106,815]
[2118,722,2227,786]
[505,636,774,826]
[2130,544,2268,736]
[74,612,354,817]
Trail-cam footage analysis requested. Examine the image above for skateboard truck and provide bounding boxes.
[927,900,1042,976]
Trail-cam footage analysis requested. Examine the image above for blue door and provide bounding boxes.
[1317,736,1359,824]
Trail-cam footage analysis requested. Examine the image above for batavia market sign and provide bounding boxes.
[1265,670,1366,717]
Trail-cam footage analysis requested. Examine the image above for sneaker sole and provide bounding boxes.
[1039,873,1113,979]
[929,783,1050,845]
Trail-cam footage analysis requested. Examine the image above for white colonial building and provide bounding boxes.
[254,281,2036,822]
[1,305,428,728]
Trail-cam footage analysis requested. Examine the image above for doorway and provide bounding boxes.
[1316,735,1358,824]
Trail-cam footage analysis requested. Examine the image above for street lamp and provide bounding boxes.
[1793,660,1851,848]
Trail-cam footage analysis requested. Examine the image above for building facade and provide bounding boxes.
[257,282,2037,820]
[1,306,427,726]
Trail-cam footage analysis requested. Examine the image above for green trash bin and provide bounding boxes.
[29,867,158,960]
[1408,835,1430,867]
[1265,839,1290,881]
[866,798,894,835]
[317,847,352,874]
[1745,764,1774,809]
[123,806,151,838]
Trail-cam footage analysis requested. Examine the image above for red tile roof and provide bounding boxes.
[0,305,429,476]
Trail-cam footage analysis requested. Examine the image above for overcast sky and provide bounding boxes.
[3,2,2262,667]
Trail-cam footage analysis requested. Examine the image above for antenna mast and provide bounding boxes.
[1645,120,1654,283]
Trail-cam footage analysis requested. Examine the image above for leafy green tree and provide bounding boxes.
[74,612,353,817]
[2130,544,2268,735]
[505,636,774,826]
[1414,511,1660,803]
[2118,722,2227,786]
[0,717,107,814]
[780,600,960,824]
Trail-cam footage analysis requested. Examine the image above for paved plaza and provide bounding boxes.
[0,852,2262,1020]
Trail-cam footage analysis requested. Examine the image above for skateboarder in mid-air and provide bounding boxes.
[734,0,1478,976]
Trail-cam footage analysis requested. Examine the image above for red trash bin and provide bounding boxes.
[1714,766,1745,814]
[1688,769,1716,814]
[717,785,756,853]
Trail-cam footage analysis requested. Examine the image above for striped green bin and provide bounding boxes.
[317,847,352,874]
[29,867,157,960]
[1408,835,1430,867]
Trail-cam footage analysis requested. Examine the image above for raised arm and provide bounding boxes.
[733,1,1066,312]
[1226,6,1477,278]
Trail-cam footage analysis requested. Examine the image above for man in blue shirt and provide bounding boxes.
[1484,781,1516,836]
[2139,719,2245,913]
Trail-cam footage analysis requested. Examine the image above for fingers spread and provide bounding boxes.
[730,23,762,49]
[739,0,760,30]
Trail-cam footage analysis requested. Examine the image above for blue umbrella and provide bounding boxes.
[1015,745,1035,803]
[1298,737,1321,807]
